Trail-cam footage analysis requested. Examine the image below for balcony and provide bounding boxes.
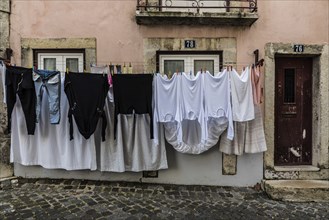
[136,0,258,26]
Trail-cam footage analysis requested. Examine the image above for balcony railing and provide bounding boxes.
[136,0,258,13]
[136,0,258,26]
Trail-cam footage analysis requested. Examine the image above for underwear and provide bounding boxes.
[64,72,109,141]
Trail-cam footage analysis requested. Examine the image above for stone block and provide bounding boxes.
[264,180,329,202]
[222,154,237,175]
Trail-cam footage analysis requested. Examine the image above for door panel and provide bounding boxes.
[275,57,312,165]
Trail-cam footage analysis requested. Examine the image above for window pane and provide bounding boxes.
[284,69,295,103]
[66,58,79,72]
[44,58,56,71]
[194,60,214,75]
[164,60,184,76]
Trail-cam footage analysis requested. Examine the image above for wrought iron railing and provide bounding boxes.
[136,0,257,13]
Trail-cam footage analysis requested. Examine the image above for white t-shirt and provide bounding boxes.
[153,73,182,145]
[180,72,205,143]
[204,70,234,140]
[230,67,255,122]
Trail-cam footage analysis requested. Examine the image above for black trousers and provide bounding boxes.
[112,74,154,139]
[6,66,36,135]
[64,72,109,141]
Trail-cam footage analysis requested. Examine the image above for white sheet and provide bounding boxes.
[10,73,97,170]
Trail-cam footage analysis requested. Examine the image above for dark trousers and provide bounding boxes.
[6,66,36,135]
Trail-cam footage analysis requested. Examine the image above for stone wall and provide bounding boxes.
[0,0,10,58]
[0,0,13,179]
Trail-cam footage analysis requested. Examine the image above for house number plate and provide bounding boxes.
[185,40,196,48]
[293,44,304,52]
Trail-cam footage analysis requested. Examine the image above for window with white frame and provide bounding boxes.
[159,53,221,76]
[37,52,84,72]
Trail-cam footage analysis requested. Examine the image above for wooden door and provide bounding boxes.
[275,57,312,165]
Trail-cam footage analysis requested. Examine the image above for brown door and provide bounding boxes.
[275,57,312,165]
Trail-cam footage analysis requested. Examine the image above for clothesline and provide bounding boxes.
[3,63,267,172]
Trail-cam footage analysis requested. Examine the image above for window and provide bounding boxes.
[284,68,296,103]
[34,49,84,72]
[158,53,221,75]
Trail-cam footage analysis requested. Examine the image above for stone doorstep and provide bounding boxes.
[263,180,329,202]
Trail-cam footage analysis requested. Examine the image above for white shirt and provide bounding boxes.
[153,73,182,145]
[204,70,234,140]
[180,72,205,143]
[230,67,255,122]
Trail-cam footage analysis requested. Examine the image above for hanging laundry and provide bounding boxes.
[10,73,97,170]
[230,67,255,122]
[112,74,153,139]
[244,66,267,154]
[154,71,234,154]
[0,61,6,103]
[165,72,207,154]
[33,69,61,124]
[251,65,263,105]
[153,73,182,146]
[204,70,234,142]
[64,72,109,141]
[220,66,266,155]
[99,97,168,172]
[5,66,36,135]
[90,65,114,102]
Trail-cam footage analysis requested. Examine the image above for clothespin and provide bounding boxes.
[123,62,127,74]
[128,62,133,74]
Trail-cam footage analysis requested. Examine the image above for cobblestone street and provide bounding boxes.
[0,178,328,219]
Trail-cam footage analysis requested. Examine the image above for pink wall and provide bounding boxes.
[10,0,329,67]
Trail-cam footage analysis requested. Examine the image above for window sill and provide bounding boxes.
[274,166,320,172]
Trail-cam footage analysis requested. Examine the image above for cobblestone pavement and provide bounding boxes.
[0,178,328,219]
